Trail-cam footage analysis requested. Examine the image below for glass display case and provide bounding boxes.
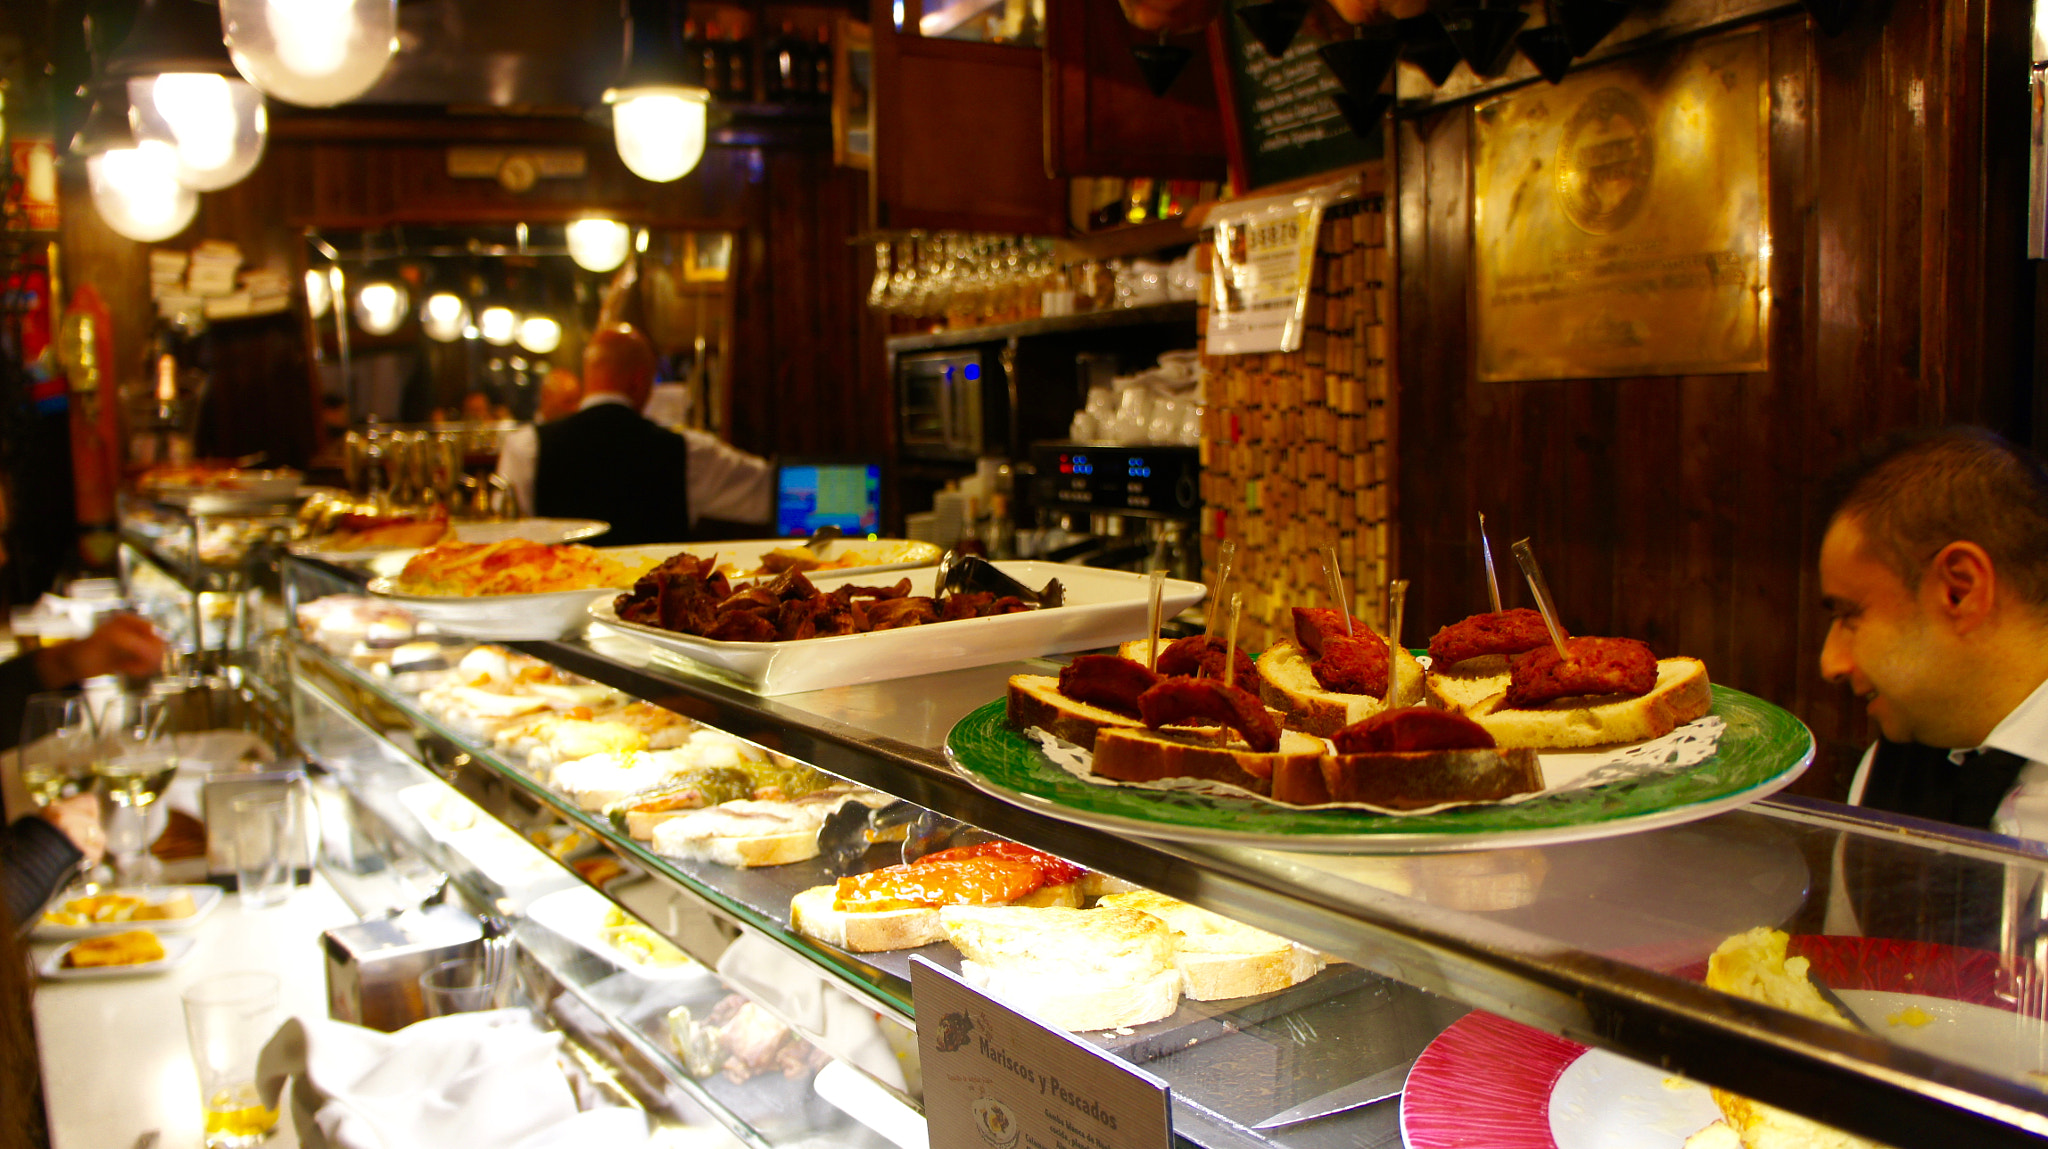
[118,491,298,655]
[279,553,2048,1149]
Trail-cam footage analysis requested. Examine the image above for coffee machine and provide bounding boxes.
[1024,442,1201,582]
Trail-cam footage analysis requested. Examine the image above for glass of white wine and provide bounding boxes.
[17,693,96,809]
[93,691,182,883]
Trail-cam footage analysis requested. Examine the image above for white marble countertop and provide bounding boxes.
[31,878,357,1149]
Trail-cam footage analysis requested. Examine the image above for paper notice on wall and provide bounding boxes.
[1206,176,1357,356]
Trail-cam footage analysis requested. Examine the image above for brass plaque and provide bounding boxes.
[1473,32,1768,382]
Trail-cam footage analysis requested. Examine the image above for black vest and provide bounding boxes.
[1858,739,2028,832]
[533,403,693,547]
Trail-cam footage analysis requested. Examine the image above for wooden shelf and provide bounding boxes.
[884,300,1197,351]
[1053,217,1200,263]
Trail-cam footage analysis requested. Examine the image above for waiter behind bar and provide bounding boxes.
[497,325,771,545]
[1819,426,2048,838]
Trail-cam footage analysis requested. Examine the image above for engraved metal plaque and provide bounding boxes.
[1473,32,1768,382]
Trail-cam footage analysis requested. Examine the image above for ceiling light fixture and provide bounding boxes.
[221,0,398,107]
[566,218,633,272]
[516,316,562,354]
[107,0,269,191]
[353,278,410,335]
[478,305,518,346]
[421,291,470,342]
[305,267,333,317]
[71,82,198,243]
[605,0,711,183]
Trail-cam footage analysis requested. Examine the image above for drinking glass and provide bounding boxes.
[418,957,507,1017]
[182,972,282,1148]
[92,691,181,883]
[231,790,297,907]
[17,693,96,808]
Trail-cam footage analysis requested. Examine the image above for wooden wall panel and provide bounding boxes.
[1393,1,2032,799]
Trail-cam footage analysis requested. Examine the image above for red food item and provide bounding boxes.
[1058,655,1162,718]
[1137,678,1281,753]
[1427,608,1559,666]
[1291,607,1370,657]
[917,842,1086,888]
[1153,635,1258,687]
[833,857,1045,912]
[1310,634,1390,696]
[1332,708,1496,754]
[1504,637,1658,708]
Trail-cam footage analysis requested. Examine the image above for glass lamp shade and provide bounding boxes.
[222,0,398,107]
[607,87,709,183]
[566,218,633,272]
[305,267,333,317]
[86,143,199,243]
[516,316,562,354]
[420,292,470,342]
[353,280,410,335]
[478,306,518,346]
[127,74,268,191]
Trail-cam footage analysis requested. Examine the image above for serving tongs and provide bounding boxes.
[817,799,972,875]
[802,523,844,555]
[934,554,1064,609]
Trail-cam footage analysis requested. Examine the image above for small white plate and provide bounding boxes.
[593,560,1206,695]
[293,517,610,564]
[38,932,199,980]
[524,886,710,982]
[34,885,224,940]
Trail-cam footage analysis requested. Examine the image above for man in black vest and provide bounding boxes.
[1818,427,2048,838]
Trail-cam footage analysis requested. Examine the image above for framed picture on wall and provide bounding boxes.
[834,19,873,170]
[684,232,732,282]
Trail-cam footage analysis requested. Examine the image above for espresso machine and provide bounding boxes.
[1024,442,1201,582]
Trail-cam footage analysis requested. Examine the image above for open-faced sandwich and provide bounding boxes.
[1256,608,1427,737]
[1425,609,1710,748]
[790,842,1089,952]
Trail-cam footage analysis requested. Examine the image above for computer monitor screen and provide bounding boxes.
[776,460,883,538]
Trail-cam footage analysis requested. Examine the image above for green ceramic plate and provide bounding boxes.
[943,685,1813,854]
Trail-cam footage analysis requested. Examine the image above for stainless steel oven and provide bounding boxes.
[897,346,1005,461]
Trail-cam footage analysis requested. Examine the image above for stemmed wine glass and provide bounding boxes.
[92,691,183,884]
[17,693,97,810]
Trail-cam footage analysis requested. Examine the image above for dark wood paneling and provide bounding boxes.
[1041,0,1227,181]
[1393,1,2033,800]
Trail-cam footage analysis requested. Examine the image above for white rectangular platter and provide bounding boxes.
[38,933,199,980]
[588,560,1206,696]
[33,885,225,940]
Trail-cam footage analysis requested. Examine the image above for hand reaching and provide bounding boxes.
[40,614,166,687]
[39,793,105,866]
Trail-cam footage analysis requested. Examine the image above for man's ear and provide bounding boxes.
[1927,541,1997,632]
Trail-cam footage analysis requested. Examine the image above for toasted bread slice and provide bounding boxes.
[1256,640,1427,738]
[1090,727,1326,795]
[1314,747,1544,809]
[790,881,1083,953]
[1437,657,1712,749]
[1006,674,1145,750]
[649,788,878,867]
[1096,889,1324,1001]
[941,904,1181,1031]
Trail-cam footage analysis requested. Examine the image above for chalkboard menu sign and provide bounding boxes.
[1211,13,1382,191]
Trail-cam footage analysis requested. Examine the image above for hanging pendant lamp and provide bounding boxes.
[106,0,269,191]
[605,0,712,183]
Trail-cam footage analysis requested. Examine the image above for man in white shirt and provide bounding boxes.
[1818,426,2048,839]
[496,326,772,542]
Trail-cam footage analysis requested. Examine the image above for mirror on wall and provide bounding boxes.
[301,223,736,435]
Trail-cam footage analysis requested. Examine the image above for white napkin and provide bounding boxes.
[256,1009,651,1149]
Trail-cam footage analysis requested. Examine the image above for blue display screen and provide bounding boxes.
[776,463,882,537]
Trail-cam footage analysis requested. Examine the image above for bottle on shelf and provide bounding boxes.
[724,25,755,101]
[681,20,707,87]
[768,22,808,103]
[813,25,834,101]
[698,22,728,99]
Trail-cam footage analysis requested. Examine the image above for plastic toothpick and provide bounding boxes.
[1223,593,1244,689]
[1478,513,1501,613]
[1145,568,1166,672]
[1510,538,1572,660]
[1319,545,1353,636]
[1386,578,1408,693]
[1204,541,1238,639]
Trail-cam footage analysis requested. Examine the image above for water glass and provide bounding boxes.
[418,957,505,1017]
[182,972,282,1149]
[231,791,297,907]
[18,693,95,807]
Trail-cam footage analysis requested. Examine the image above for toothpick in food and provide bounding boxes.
[1319,545,1353,636]
[1144,568,1166,672]
[1223,592,1244,689]
[1509,538,1572,660]
[1478,512,1501,613]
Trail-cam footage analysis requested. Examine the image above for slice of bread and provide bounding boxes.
[1095,889,1324,1001]
[1090,727,1326,795]
[648,788,876,867]
[790,881,1084,953]
[1256,640,1427,738]
[1006,674,1144,750]
[941,904,1181,1031]
[1436,657,1712,749]
[1316,747,1544,809]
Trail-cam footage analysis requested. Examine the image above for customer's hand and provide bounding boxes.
[39,793,104,865]
[38,614,166,688]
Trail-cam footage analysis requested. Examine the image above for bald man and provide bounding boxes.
[536,369,583,423]
[495,325,771,545]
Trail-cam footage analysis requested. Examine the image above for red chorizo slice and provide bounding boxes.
[1310,634,1391,697]
[1137,678,1281,753]
[1427,608,1559,666]
[1505,637,1658,708]
[1154,635,1259,686]
[1291,607,1369,657]
[1058,655,1163,718]
[1332,708,1496,754]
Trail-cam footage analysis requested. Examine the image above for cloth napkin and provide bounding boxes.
[256,1009,651,1149]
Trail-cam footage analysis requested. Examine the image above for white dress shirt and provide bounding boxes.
[1845,672,2048,841]
[495,393,774,528]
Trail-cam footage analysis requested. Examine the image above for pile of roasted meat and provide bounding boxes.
[613,552,1038,643]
